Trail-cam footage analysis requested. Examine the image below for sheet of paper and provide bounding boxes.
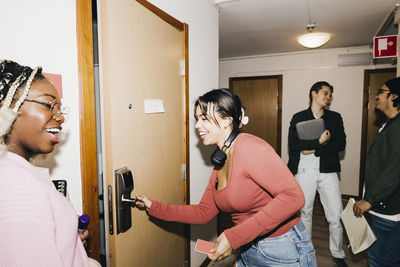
[195,239,215,255]
[340,198,376,254]
[144,98,165,114]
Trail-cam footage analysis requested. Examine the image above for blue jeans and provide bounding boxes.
[236,222,316,267]
[368,214,400,267]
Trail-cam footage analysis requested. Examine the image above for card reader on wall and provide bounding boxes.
[115,167,137,234]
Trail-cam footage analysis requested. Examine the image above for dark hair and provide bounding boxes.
[194,88,242,129]
[0,60,44,106]
[309,81,334,104]
[384,77,400,109]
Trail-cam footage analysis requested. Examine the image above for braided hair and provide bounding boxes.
[0,60,44,153]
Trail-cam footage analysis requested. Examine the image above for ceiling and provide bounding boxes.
[212,0,400,59]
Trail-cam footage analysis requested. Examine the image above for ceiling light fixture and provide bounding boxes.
[297,0,331,49]
[297,23,331,48]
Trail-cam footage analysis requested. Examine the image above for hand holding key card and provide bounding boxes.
[195,239,215,255]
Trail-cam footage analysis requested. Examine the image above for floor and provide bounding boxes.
[312,198,369,267]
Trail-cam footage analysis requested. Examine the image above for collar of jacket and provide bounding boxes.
[306,107,329,119]
[381,111,400,131]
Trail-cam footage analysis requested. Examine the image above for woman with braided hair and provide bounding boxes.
[0,60,91,266]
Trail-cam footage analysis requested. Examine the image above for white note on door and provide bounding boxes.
[144,98,165,114]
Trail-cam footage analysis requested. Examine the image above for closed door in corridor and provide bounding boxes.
[230,75,282,155]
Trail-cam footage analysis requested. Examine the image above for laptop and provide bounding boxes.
[295,118,325,140]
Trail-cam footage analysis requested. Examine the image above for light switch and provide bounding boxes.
[144,98,165,114]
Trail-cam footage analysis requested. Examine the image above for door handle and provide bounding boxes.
[121,195,137,203]
[115,167,136,234]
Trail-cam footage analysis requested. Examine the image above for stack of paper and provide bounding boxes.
[340,198,376,254]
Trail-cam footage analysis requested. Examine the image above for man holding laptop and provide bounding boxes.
[288,81,347,267]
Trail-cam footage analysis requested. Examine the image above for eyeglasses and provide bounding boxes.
[24,98,69,121]
[377,89,390,95]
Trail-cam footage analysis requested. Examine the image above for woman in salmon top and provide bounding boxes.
[136,88,316,266]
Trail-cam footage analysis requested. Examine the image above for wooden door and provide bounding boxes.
[98,1,189,266]
[218,76,282,237]
[230,76,282,155]
[359,68,396,197]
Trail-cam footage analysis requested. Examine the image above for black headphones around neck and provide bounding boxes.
[211,129,240,169]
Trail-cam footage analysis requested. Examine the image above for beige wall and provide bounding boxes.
[220,46,392,196]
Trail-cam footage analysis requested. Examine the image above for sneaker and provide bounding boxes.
[332,257,348,267]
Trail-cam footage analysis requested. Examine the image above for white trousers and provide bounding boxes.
[295,168,345,259]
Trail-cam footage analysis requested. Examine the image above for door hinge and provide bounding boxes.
[179,60,185,76]
[368,102,370,110]
[182,164,187,180]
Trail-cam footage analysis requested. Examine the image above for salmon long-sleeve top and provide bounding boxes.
[149,133,305,249]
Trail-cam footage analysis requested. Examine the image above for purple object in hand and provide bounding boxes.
[78,214,90,233]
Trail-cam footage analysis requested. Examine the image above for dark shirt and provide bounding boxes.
[364,112,400,215]
[288,107,346,175]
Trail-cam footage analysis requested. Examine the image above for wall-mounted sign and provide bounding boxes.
[373,35,397,59]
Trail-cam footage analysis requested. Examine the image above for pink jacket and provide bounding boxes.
[0,152,89,267]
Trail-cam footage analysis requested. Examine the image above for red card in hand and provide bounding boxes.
[195,239,215,254]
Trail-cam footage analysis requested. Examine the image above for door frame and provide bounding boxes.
[76,0,190,263]
[76,0,99,260]
[229,75,283,155]
[359,68,395,198]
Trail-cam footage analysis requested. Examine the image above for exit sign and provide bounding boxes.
[373,35,398,59]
